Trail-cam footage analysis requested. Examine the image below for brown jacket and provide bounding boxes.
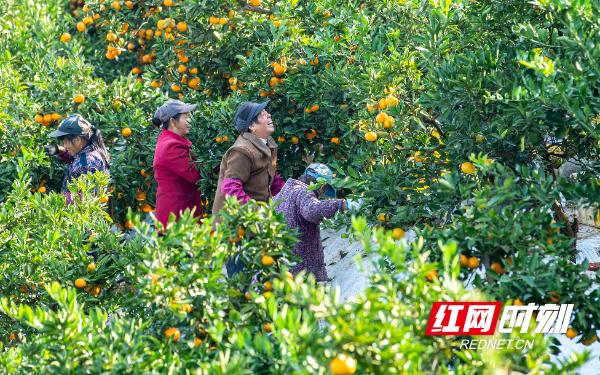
[212,132,278,214]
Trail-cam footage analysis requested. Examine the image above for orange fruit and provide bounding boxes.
[305,129,317,140]
[135,190,146,201]
[121,127,132,138]
[37,186,46,193]
[331,137,340,145]
[141,203,154,213]
[261,255,274,267]
[273,20,281,27]
[177,21,188,32]
[391,228,405,240]
[490,261,505,274]
[291,136,299,145]
[209,16,219,25]
[151,80,162,88]
[249,0,261,6]
[513,298,524,306]
[377,213,388,222]
[376,112,387,123]
[111,1,121,10]
[131,66,142,75]
[99,195,109,203]
[163,0,174,6]
[51,113,61,121]
[74,278,87,289]
[34,114,44,123]
[263,323,272,332]
[106,32,117,42]
[460,162,476,174]
[460,254,468,267]
[181,303,192,313]
[244,291,251,301]
[264,281,273,291]
[194,338,202,347]
[73,94,85,104]
[386,96,399,107]
[125,220,134,230]
[365,132,377,142]
[329,354,357,375]
[263,291,273,298]
[87,262,96,272]
[269,77,281,87]
[90,285,101,297]
[125,1,134,9]
[426,269,438,282]
[189,67,198,74]
[582,335,597,346]
[548,291,560,303]
[272,62,286,76]
[60,33,72,42]
[164,327,181,341]
[171,83,181,92]
[76,22,86,32]
[383,116,395,129]
[188,77,200,90]
[565,328,577,339]
[467,257,480,269]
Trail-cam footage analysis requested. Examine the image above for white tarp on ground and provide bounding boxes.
[322,225,600,374]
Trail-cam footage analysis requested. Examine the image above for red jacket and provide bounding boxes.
[153,129,202,228]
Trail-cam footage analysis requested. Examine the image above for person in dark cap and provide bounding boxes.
[44,114,110,204]
[212,100,285,275]
[151,99,203,229]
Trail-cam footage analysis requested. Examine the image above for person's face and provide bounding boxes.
[169,112,191,136]
[249,110,274,138]
[62,136,86,156]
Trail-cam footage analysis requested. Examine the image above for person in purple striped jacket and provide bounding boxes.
[273,163,349,282]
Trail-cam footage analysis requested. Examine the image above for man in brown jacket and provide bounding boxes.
[212,101,285,275]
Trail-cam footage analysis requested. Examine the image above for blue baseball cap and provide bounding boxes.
[305,163,336,197]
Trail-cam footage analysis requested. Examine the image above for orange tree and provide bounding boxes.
[0,193,591,372]
[417,156,600,344]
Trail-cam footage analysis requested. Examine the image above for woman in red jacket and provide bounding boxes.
[152,99,202,229]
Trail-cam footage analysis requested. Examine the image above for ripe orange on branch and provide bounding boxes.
[365,132,377,142]
[261,255,274,267]
[330,354,357,374]
[73,94,85,104]
[164,327,181,341]
[74,278,87,289]
[60,33,72,42]
[461,162,476,174]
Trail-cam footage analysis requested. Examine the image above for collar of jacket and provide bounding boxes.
[72,143,94,159]
[241,132,277,158]
[160,129,192,147]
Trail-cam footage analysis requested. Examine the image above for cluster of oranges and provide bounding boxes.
[215,135,230,143]
[135,189,155,213]
[34,113,62,127]
[363,94,400,141]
